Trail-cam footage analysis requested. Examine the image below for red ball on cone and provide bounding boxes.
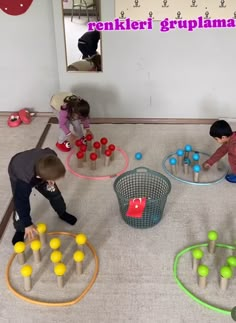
[86,134,93,141]
[105,149,112,157]
[90,153,98,161]
[93,141,101,149]
[108,144,115,152]
[80,144,87,152]
[76,151,84,159]
[100,137,108,145]
[75,139,82,147]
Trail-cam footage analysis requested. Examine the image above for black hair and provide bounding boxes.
[62,95,90,120]
[209,120,233,138]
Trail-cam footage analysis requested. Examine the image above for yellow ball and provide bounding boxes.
[31,240,41,251]
[14,241,26,253]
[37,223,47,234]
[75,233,87,245]
[73,250,85,262]
[49,238,61,250]
[21,264,33,277]
[54,263,66,276]
[50,251,62,263]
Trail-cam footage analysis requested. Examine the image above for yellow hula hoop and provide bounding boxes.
[6,231,99,307]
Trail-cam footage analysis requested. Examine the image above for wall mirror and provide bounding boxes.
[62,0,102,72]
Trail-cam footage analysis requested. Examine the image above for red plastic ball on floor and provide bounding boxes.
[86,134,93,141]
[100,137,108,145]
[76,151,84,159]
[105,149,112,157]
[93,141,100,149]
[108,144,115,151]
[90,153,97,161]
[80,144,87,152]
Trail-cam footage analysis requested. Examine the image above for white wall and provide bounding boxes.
[0,0,235,118]
[53,0,236,118]
[0,0,59,112]
[62,0,73,10]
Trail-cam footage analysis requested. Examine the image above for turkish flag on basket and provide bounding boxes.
[0,0,33,15]
[126,198,147,218]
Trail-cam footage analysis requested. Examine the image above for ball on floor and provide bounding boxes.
[135,152,143,160]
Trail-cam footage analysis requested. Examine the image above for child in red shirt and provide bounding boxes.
[203,120,236,183]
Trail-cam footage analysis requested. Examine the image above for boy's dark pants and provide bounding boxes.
[78,41,96,59]
[12,181,66,233]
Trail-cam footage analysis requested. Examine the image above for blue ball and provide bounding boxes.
[135,152,143,160]
[176,149,184,156]
[193,164,201,173]
[169,157,177,165]
[192,153,200,161]
[185,144,192,152]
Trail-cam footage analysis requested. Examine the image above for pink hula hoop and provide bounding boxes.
[66,147,129,180]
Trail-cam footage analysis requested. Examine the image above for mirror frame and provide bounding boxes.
[60,0,103,73]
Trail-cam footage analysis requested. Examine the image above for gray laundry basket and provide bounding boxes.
[113,167,171,228]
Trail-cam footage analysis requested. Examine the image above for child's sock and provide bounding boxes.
[12,232,25,245]
[59,212,77,225]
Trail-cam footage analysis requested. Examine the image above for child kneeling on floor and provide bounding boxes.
[8,148,78,245]
[202,120,236,183]
[50,92,92,152]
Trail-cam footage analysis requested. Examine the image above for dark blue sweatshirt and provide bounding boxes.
[8,148,57,227]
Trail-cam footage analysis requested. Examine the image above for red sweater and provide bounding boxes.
[206,132,236,174]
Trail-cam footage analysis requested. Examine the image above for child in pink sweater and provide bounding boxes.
[51,93,92,152]
[203,120,236,183]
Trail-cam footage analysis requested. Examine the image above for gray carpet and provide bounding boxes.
[0,123,235,323]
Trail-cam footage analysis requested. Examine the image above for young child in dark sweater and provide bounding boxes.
[203,120,236,183]
[8,147,77,245]
[78,30,100,59]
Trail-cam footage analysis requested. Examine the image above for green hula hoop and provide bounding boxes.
[173,243,235,315]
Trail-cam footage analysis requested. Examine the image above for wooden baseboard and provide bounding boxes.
[0,112,217,124]
[48,117,217,125]
[0,112,53,117]
[90,118,217,124]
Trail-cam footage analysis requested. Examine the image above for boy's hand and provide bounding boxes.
[24,225,38,241]
[202,162,211,170]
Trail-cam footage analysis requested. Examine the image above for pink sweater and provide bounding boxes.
[59,107,90,135]
[205,132,236,173]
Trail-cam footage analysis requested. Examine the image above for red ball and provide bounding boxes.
[105,149,112,157]
[90,152,97,161]
[100,137,108,145]
[108,144,115,151]
[76,151,84,159]
[86,134,93,141]
[80,144,87,152]
[75,139,82,147]
[93,141,100,149]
